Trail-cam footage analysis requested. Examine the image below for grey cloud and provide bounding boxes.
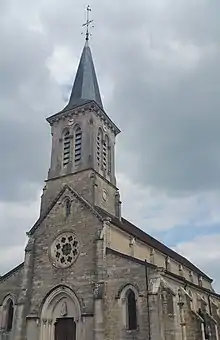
[0,5,63,201]
[1,0,220,286]
[94,1,220,194]
[1,0,220,204]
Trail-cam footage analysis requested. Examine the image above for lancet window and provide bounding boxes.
[127,289,137,330]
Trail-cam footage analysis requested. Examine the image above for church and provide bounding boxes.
[0,15,220,340]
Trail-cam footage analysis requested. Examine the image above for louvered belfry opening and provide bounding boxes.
[103,137,107,171]
[63,130,71,166]
[97,129,102,167]
[74,126,82,164]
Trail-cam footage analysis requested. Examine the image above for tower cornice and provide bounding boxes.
[46,101,120,136]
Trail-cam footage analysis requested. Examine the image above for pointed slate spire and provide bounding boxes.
[64,41,103,111]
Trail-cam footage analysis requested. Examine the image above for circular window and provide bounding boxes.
[50,232,79,268]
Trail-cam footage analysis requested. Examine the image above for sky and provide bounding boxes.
[0,0,220,291]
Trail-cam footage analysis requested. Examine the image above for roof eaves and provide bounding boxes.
[46,101,121,135]
[27,185,68,236]
[0,262,24,282]
[28,184,104,236]
[95,206,212,283]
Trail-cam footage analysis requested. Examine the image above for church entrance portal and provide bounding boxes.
[54,318,76,340]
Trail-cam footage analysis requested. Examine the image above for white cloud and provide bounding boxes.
[119,173,220,232]
[175,234,220,291]
[0,245,25,275]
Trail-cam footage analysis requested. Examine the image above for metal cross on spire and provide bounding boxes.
[82,5,94,42]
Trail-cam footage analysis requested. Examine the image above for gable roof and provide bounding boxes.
[28,184,103,236]
[96,207,213,282]
[0,262,24,282]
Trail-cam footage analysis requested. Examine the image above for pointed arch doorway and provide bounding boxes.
[54,318,76,340]
[40,286,81,340]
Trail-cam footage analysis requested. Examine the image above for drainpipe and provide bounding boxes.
[145,260,151,340]
[207,295,212,316]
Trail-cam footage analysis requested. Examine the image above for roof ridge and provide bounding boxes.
[0,262,24,282]
[95,206,213,282]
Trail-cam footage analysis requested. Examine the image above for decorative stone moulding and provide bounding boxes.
[50,232,80,268]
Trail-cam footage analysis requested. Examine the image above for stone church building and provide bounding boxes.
[0,37,220,340]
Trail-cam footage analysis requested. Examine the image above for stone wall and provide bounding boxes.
[0,265,23,305]
[104,250,151,340]
[31,188,102,313]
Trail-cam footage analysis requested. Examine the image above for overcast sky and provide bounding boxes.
[1,0,220,291]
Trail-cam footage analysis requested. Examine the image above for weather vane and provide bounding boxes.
[82,5,94,41]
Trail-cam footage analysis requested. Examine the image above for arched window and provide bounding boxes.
[6,299,14,332]
[97,129,102,167]
[63,129,71,166]
[127,289,137,330]
[74,126,82,164]
[65,198,71,217]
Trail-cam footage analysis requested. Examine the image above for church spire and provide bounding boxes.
[63,6,103,111]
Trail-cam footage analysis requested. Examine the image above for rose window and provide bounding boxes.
[50,233,79,268]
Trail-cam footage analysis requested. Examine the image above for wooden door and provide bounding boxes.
[54,318,76,340]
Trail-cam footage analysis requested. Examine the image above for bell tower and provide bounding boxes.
[40,10,121,218]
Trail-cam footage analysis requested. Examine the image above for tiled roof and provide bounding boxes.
[63,41,103,111]
[96,206,213,282]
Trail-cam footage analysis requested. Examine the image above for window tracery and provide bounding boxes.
[50,232,79,268]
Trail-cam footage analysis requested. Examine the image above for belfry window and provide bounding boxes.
[74,126,82,164]
[127,289,137,330]
[6,299,14,332]
[97,129,102,167]
[63,129,71,166]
